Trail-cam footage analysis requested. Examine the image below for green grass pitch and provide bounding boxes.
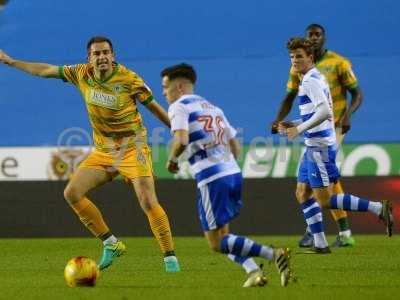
[1,236,399,300]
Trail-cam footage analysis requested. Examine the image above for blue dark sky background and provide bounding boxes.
[0,0,399,145]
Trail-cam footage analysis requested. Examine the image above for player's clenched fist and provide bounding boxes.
[0,50,13,65]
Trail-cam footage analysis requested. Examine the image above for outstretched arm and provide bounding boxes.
[271,92,297,133]
[0,50,60,78]
[146,100,171,128]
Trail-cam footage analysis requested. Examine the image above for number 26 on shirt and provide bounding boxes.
[197,115,227,147]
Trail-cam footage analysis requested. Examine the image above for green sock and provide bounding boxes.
[337,217,350,232]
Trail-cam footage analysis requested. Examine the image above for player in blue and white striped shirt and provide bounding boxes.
[279,38,394,253]
[161,63,293,287]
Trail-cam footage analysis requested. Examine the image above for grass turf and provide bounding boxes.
[1,235,399,300]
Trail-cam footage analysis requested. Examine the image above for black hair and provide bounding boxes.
[160,63,197,84]
[305,23,326,35]
[86,36,114,53]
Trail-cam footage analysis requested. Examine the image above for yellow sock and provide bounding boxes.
[333,180,345,194]
[330,181,348,221]
[70,197,110,237]
[146,203,175,254]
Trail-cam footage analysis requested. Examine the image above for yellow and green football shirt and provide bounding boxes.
[286,50,358,123]
[59,63,153,152]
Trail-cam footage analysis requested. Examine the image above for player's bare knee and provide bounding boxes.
[136,187,158,211]
[207,239,222,252]
[63,185,83,204]
[210,244,221,253]
[141,202,153,212]
[317,199,330,209]
[207,235,223,253]
[139,196,158,213]
[295,190,302,202]
[295,189,307,203]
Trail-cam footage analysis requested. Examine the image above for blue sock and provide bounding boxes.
[220,234,274,261]
[301,198,328,248]
[330,194,382,215]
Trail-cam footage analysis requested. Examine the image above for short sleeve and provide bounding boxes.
[221,113,237,140]
[305,78,329,106]
[59,64,86,85]
[130,74,154,106]
[168,103,189,132]
[338,59,358,90]
[286,66,300,94]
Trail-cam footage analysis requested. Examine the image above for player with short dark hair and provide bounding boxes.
[86,36,114,53]
[272,24,364,248]
[161,63,197,83]
[0,37,180,272]
[162,63,293,287]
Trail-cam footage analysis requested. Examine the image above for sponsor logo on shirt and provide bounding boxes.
[89,89,118,109]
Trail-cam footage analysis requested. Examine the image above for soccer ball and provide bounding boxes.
[64,256,99,287]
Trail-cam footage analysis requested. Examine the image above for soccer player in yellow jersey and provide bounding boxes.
[0,36,180,272]
[271,24,363,248]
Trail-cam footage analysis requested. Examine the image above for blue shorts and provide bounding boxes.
[197,173,243,231]
[297,145,340,188]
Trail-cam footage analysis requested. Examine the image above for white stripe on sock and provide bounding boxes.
[339,230,352,238]
[242,258,259,274]
[241,238,254,257]
[314,232,328,248]
[227,235,235,252]
[259,245,274,261]
[226,254,259,274]
[368,202,383,216]
[103,235,118,245]
[306,212,323,226]
[227,254,235,261]
[336,194,344,209]
[350,195,359,211]
[303,201,320,214]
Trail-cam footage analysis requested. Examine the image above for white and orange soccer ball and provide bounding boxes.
[64,256,99,287]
